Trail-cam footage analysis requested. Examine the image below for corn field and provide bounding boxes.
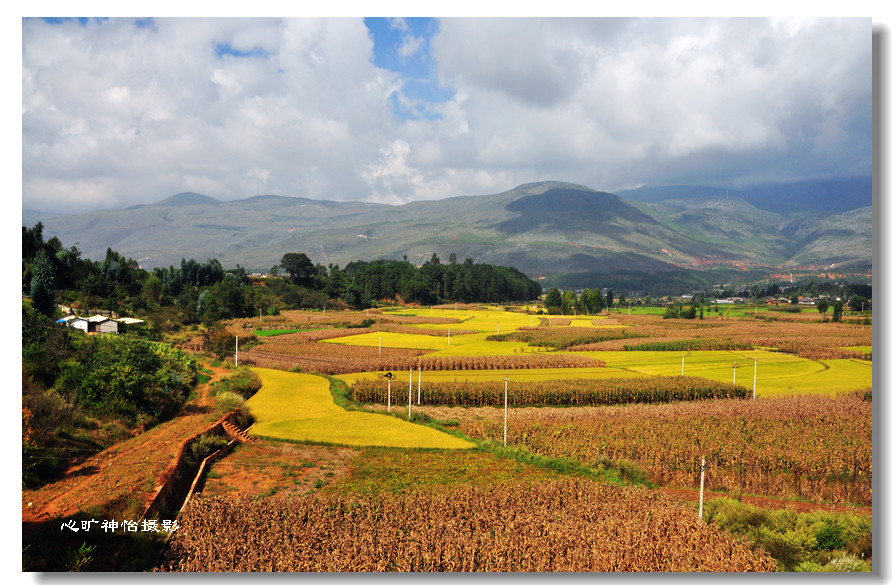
[160,478,775,572]
[443,393,872,505]
[352,375,747,406]
[572,315,871,359]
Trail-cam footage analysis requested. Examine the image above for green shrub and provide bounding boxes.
[62,334,197,423]
[703,498,872,571]
[212,368,262,399]
[214,391,245,414]
[189,433,229,461]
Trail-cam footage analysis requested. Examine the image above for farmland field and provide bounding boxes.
[246,368,473,450]
[175,305,873,572]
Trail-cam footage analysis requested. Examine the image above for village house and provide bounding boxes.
[56,315,145,334]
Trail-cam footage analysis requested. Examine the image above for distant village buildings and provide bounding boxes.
[56,314,144,334]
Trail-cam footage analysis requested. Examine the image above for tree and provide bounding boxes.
[816,298,830,320]
[562,290,577,315]
[593,289,604,314]
[606,290,614,311]
[579,289,596,315]
[832,300,844,322]
[280,252,316,287]
[544,287,562,315]
[30,250,56,317]
[849,295,871,312]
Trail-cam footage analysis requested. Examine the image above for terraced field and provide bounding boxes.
[329,308,871,397]
[246,368,473,450]
[178,304,872,573]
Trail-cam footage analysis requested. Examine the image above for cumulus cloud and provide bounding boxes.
[22,17,872,213]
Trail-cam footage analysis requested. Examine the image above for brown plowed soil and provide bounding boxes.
[22,366,228,525]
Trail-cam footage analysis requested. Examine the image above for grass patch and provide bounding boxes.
[702,498,872,572]
[255,328,316,337]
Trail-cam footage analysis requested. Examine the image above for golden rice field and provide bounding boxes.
[245,368,473,450]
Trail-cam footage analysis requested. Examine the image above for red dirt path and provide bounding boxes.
[22,367,228,524]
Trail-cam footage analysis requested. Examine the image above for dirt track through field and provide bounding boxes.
[22,367,227,524]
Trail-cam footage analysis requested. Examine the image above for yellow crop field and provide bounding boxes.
[572,350,871,396]
[337,348,870,398]
[322,331,455,351]
[385,308,536,333]
[339,367,640,388]
[246,368,473,450]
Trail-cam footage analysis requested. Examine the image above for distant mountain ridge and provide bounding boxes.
[25,178,872,287]
[618,177,872,215]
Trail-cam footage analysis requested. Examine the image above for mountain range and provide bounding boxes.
[24,177,872,291]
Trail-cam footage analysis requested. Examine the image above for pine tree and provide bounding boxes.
[29,249,56,317]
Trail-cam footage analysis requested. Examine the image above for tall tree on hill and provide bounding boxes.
[280,252,316,287]
[30,249,56,317]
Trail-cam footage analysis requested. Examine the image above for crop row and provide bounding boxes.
[487,326,640,350]
[376,323,478,337]
[352,376,747,407]
[442,392,872,505]
[415,354,605,371]
[576,315,872,359]
[243,345,607,375]
[161,478,774,572]
[619,339,754,351]
[239,344,426,375]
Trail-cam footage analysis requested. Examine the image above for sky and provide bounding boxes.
[20,14,878,214]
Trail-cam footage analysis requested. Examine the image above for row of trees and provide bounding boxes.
[543,287,614,315]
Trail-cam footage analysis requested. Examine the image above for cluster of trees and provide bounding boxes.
[23,224,542,328]
[543,286,615,315]
[275,252,541,308]
[23,223,145,318]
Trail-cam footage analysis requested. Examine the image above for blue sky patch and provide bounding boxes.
[364,17,454,121]
[214,43,272,60]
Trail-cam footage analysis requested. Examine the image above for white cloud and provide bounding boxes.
[21,17,873,213]
[398,34,424,59]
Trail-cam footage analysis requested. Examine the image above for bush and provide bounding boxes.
[189,433,229,461]
[69,335,197,423]
[212,368,262,399]
[704,498,872,571]
[214,391,245,414]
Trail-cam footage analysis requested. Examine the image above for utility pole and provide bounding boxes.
[699,457,706,520]
[379,372,394,412]
[753,357,758,401]
[502,371,510,447]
